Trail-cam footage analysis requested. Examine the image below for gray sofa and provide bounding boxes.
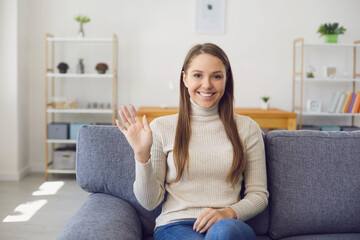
[58,126,360,240]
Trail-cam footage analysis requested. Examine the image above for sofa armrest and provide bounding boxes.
[57,193,142,240]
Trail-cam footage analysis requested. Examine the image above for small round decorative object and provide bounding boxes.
[57,62,69,73]
[95,63,109,74]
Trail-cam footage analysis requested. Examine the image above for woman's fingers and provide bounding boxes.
[194,208,211,231]
[199,218,216,234]
[129,104,141,123]
[118,108,130,128]
[194,208,226,233]
[143,115,151,131]
[121,105,135,124]
[115,119,125,132]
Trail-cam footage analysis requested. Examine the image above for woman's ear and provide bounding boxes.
[182,71,188,88]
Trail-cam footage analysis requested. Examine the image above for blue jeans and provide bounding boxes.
[154,219,257,240]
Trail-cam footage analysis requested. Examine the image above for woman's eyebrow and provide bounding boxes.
[190,70,223,74]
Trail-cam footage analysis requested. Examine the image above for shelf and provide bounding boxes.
[46,37,112,43]
[295,42,360,48]
[47,139,77,144]
[295,78,360,83]
[47,73,113,78]
[47,108,113,114]
[46,168,76,174]
[296,111,360,116]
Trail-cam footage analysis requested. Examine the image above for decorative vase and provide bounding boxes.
[325,34,338,43]
[77,58,84,74]
[260,102,269,110]
[78,23,85,38]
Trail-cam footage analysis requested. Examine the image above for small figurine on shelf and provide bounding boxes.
[57,62,69,73]
[95,63,109,74]
[77,58,84,74]
[75,15,90,38]
[260,96,270,110]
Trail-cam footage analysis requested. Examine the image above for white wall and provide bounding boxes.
[7,0,360,172]
[0,0,30,180]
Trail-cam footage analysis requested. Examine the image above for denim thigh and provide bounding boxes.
[154,220,205,240]
[205,219,257,240]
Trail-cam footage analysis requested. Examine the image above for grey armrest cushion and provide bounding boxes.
[57,193,142,240]
[76,125,161,236]
[266,130,360,239]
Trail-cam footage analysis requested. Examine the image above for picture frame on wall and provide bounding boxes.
[195,0,225,34]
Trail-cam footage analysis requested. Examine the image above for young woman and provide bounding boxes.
[116,43,268,240]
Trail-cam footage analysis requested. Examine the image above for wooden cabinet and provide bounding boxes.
[137,107,297,130]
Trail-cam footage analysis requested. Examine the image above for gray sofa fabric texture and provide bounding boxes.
[57,193,142,240]
[58,126,360,240]
[266,131,360,239]
[75,126,161,236]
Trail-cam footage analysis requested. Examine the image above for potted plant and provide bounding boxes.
[260,96,270,110]
[95,63,109,74]
[306,64,315,78]
[57,62,69,73]
[75,15,90,37]
[317,22,346,43]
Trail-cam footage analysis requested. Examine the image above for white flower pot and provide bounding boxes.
[260,102,269,110]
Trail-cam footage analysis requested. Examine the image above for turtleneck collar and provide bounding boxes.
[190,98,219,117]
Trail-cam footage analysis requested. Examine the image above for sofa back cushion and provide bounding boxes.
[265,130,360,239]
[76,125,161,236]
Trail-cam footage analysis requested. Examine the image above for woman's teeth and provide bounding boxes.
[198,92,214,97]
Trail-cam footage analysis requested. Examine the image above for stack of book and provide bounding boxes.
[328,91,360,114]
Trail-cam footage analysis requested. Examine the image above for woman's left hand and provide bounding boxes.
[193,207,236,234]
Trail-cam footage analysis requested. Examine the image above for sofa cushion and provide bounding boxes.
[265,130,360,239]
[76,126,162,237]
[57,193,142,240]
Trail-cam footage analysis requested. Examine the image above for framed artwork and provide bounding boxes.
[323,66,336,79]
[307,99,322,113]
[195,0,225,34]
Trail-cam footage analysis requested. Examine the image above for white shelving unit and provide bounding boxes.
[46,108,113,114]
[292,38,360,129]
[47,73,113,78]
[44,33,118,179]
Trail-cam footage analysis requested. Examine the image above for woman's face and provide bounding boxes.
[183,53,226,109]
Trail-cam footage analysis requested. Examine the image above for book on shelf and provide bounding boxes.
[341,92,353,113]
[335,93,346,113]
[328,91,340,113]
[351,91,360,113]
[348,93,357,113]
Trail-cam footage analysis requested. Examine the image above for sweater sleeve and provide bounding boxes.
[133,120,167,211]
[229,119,269,221]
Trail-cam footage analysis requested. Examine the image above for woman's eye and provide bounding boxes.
[193,74,201,78]
[213,75,223,79]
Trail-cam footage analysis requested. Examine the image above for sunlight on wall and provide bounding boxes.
[2,200,47,223]
[32,181,64,196]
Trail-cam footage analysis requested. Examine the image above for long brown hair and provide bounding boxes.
[173,43,245,187]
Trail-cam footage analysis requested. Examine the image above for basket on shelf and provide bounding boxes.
[52,97,77,109]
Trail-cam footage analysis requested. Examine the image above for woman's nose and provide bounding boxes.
[202,77,212,89]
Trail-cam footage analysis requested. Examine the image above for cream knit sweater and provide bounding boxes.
[133,100,269,229]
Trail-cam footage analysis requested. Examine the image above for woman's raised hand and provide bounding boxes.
[116,104,153,163]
